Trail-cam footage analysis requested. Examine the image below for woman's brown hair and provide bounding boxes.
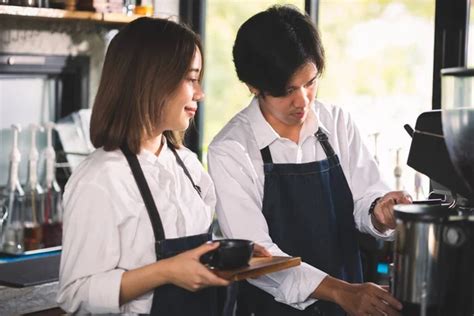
[90,17,203,154]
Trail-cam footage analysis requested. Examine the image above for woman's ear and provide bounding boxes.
[246,84,260,97]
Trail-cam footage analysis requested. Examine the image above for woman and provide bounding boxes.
[57,17,254,315]
[208,5,409,316]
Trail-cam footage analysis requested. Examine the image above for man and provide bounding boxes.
[208,5,411,316]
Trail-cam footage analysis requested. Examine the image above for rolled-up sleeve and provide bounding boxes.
[57,183,125,314]
[208,143,326,310]
[342,111,395,240]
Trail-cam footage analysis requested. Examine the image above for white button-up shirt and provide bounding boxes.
[208,98,393,310]
[57,142,215,314]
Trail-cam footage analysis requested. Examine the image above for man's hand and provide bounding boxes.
[337,282,403,316]
[312,276,403,316]
[372,191,412,232]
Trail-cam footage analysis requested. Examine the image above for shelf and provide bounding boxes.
[0,4,146,24]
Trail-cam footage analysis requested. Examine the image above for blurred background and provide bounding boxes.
[203,0,435,200]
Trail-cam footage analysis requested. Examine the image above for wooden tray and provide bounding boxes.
[213,256,301,281]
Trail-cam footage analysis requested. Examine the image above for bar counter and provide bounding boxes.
[0,251,61,314]
[0,281,59,315]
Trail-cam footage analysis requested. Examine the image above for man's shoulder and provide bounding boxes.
[315,100,353,128]
[209,108,253,149]
[315,99,346,118]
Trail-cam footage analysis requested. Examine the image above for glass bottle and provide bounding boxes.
[133,0,153,16]
[123,0,135,15]
[1,124,25,254]
[41,122,63,247]
[23,124,44,251]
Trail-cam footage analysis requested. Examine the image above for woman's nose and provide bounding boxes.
[193,83,205,101]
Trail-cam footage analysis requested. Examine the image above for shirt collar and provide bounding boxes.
[247,98,280,150]
[247,97,331,150]
[138,137,170,165]
[313,100,331,136]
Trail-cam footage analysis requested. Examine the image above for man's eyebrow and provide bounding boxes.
[287,75,318,89]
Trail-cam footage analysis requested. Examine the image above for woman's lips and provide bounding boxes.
[185,106,197,116]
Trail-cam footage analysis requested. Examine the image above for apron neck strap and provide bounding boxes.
[120,145,166,241]
[315,128,336,157]
[259,128,336,164]
[260,146,273,164]
[168,145,217,235]
[168,145,202,196]
[168,145,215,234]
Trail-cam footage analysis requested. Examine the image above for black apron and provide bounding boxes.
[121,144,219,316]
[236,128,363,316]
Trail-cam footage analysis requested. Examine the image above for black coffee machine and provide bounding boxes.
[392,68,474,316]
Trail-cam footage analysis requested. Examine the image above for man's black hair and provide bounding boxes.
[233,5,325,97]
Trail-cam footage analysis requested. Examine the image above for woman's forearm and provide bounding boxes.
[118,242,230,306]
[119,260,171,306]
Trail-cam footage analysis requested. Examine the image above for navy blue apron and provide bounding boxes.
[236,128,363,316]
[121,144,219,316]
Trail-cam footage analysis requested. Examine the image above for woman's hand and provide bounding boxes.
[336,282,402,316]
[164,242,230,291]
[119,242,229,305]
[372,191,412,232]
[253,243,272,257]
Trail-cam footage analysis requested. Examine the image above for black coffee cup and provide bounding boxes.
[200,239,254,269]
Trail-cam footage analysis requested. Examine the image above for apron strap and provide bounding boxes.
[168,144,215,235]
[121,143,213,240]
[315,127,336,157]
[260,146,273,164]
[120,144,165,241]
[259,127,336,163]
[169,145,202,196]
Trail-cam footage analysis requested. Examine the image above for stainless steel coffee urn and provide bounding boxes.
[393,68,474,316]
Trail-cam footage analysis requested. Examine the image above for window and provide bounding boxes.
[468,1,474,67]
[318,0,435,199]
[203,0,304,165]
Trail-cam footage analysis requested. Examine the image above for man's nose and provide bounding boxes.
[293,88,310,108]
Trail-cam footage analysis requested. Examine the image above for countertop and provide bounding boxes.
[0,281,59,315]
[0,251,61,314]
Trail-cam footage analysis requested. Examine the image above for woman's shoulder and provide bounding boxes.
[65,148,130,190]
[174,145,203,171]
